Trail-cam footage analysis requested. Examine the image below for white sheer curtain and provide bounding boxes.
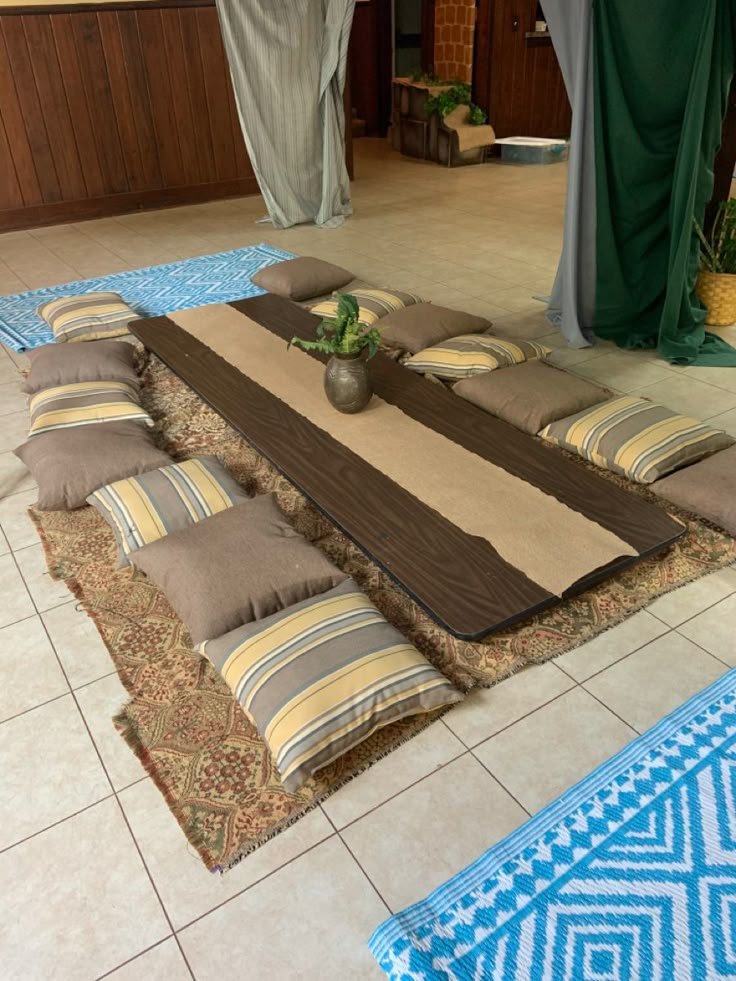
[216,0,355,228]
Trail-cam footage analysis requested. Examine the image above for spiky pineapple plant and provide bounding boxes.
[695,200,736,274]
[289,294,382,358]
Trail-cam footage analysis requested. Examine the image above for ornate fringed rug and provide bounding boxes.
[370,669,736,980]
[30,356,736,871]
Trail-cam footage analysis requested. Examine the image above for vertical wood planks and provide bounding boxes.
[475,0,571,139]
[0,2,253,223]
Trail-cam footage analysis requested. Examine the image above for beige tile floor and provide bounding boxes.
[1,139,735,979]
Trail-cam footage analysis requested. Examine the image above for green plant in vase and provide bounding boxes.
[694,201,736,326]
[289,294,380,413]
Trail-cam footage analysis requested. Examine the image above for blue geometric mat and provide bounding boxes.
[0,243,293,350]
[370,669,736,980]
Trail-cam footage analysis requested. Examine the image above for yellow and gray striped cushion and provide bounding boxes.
[38,292,140,343]
[310,289,424,328]
[539,396,735,484]
[199,578,463,793]
[404,334,552,380]
[28,381,152,437]
[87,456,250,567]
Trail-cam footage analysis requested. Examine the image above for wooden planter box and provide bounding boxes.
[391,79,493,167]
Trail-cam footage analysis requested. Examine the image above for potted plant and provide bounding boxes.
[695,200,736,326]
[288,293,381,414]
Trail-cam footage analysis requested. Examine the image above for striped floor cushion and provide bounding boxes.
[199,579,463,793]
[38,292,140,343]
[539,395,735,484]
[310,289,424,328]
[87,456,250,567]
[28,381,152,437]
[404,334,551,380]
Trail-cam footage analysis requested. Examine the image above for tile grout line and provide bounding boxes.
[318,805,393,916]
[170,834,340,936]
[92,935,178,981]
[111,796,197,981]
[469,750,533,819]
[0,793,116,858]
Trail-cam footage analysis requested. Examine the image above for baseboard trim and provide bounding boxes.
[0,178,260,232]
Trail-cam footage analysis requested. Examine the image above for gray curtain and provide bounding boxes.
[544,0,597,348]
[216,0,355,229]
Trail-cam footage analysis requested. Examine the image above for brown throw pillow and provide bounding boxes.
[652,445,736,534]
[453,361,612,435]
[14,421,171,510]
[133,494,348,644]
[251,257,353,302]
[379,303,490,354]
[22,340,139,395]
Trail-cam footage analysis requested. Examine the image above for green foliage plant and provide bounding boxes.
[288,294,382,359]
[695,200,736,274]
[424,83,487,126]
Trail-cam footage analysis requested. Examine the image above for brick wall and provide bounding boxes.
[434,0,476,84]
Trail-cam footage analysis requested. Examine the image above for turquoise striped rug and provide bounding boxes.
[0,243,293,351]
[370,668,736,980]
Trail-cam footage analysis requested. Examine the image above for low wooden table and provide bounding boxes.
[132,293,683,639]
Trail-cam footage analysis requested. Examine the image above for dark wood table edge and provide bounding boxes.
[131,316,686,642]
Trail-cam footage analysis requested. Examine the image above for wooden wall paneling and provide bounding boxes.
[223,45,251,178]
[98,11,151,191]
[50,12,106,199]
[136,9,186,187]
[472,0,492,114]
[0,20,42,206]
[375,0,392,135]
[196,6,238,181]
[0,2,260,229]
[707,74,736,229]
[176,5,217,180]
[349,1,379,136]
[72,12,129,194]
[475,0,570,138]
[22,14,87,201]
[110,10,163,190]
[1,16,62,201]
[160,7,203,185]
[0,113,23,210]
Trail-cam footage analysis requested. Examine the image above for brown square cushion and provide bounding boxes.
[251,257,353,301]
[133,494,348,644]
[378,303,491,354]
[14,421,172,510]
[453,361,612,435]
[652,445,736,534]
[22,340,139,395]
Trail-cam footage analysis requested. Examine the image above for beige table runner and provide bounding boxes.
[169,304,636,595]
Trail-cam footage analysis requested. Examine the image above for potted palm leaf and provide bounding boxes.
[289,293,381,414]
[695,200,736,326]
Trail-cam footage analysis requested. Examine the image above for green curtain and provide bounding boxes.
[593,0,736,365]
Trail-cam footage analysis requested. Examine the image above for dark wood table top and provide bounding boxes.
[132,293,684,639]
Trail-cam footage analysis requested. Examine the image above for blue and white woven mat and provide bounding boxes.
[0,243,293,350]
[370,668,736,980]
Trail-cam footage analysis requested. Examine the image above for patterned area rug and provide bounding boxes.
[0,244,292,350]
[370,668,736,980]
[31,356,736,871]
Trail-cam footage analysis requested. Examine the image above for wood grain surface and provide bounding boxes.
[133,295,683,639]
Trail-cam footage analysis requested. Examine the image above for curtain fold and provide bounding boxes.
[546,0,736,365]
[216,0,355,229]
[593,0,736,365]
[544,0,597,349]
